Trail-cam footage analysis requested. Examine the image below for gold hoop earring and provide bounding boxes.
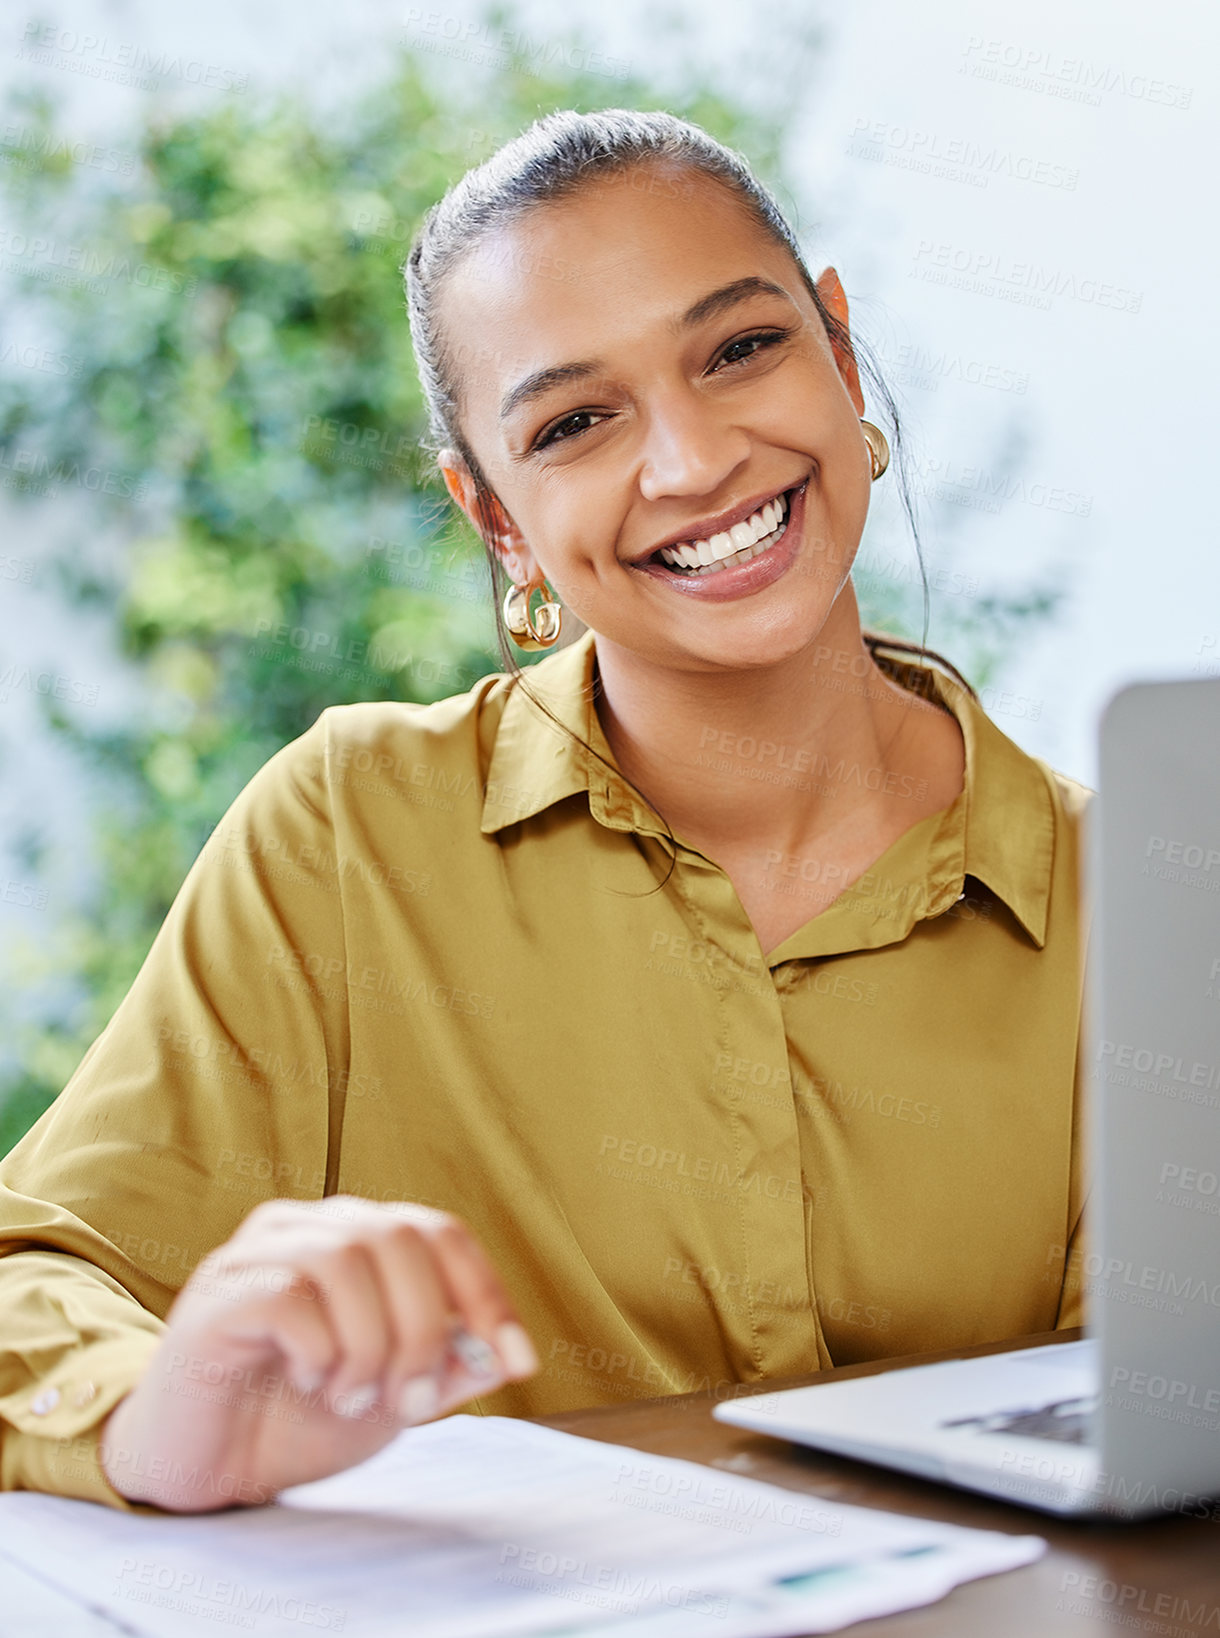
[503,579,563,651]
[861,419,890,482]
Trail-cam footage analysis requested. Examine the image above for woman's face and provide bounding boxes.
[437,163,873,676]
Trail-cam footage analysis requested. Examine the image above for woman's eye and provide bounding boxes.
[531,331,792,450]
[713,328,792,371]
[534,409,605,451]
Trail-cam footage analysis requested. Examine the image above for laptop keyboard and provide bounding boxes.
[939,1395,1097,1445]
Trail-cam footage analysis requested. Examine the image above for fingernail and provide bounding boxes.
[451,1328,499,1378]
[494,1322,538,1377]
[399,1375,440,1424]
[334,1383,379,1419]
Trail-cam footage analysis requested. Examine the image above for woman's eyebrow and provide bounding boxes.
[497,276,795,423]
[678,275,792,332]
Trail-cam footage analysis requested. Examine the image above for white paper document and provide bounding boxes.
[0,1416,1044,1637]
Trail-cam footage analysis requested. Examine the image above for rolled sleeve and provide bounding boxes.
[0,1315,163,1507]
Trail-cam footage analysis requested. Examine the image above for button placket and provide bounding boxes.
[681,863,822,1381]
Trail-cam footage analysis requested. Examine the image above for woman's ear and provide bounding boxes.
[438,450,476,516]
[813,267,866,417]
[437,452,539,584]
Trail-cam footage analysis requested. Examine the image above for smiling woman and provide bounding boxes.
[409,110,975,949]
[0,108,1091,1514]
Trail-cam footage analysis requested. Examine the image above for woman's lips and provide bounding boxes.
[629,480,809,603]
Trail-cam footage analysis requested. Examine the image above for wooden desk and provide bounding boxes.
[538,1330,1220,1637]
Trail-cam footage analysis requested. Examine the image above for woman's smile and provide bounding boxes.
[627,477,810,602]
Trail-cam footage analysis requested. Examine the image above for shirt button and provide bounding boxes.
[73,1382,98,1408]
[30,1387,60,1416]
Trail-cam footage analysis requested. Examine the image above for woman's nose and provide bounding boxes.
[636,394,752,503]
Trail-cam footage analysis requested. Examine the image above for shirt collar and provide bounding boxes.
[480,629,653,837]
[480,629,1055,948]
[867,642,1055,949]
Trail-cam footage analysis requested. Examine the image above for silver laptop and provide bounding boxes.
[715,676,1220,1517]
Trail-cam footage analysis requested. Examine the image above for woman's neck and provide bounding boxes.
[591,583,963,867]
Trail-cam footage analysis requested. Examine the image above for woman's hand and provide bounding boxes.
[99,1196,538,1511]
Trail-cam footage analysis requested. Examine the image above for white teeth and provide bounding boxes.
[656,489,791,572]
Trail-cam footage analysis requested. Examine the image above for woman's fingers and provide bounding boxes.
[208,1266,341,1396]
[389,1205,539,1382]
[325,1206,538,1424]
[178,1197,537,1430]
[356,1219,465,1420]
[308,1243,403,1412]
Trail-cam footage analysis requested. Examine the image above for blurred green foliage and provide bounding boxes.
[0,31,1060,1148]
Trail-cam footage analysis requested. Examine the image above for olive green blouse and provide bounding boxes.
[0,630,1092,1507]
